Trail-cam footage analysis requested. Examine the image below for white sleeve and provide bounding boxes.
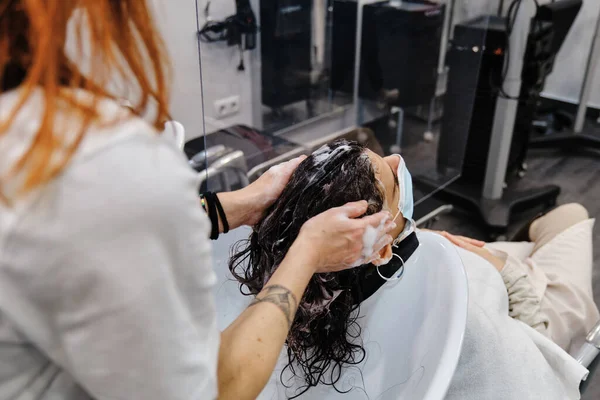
[1,134,219,400]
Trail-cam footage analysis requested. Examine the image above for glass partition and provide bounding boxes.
[185,0,503,397]
[187,0,493,215]
[259,0,355,133]
[173,1,571,396]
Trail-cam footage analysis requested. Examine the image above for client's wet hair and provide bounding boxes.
[229,140,384,398]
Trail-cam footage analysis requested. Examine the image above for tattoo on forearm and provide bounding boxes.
[248,284,298,328]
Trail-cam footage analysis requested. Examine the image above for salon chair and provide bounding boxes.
[574,320,600,394]
[212,228,468,399]
[511,215,600,394]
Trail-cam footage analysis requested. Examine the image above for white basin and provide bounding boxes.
[212,229,468,400]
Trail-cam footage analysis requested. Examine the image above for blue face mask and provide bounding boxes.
[392,155,415,244]
[371,154,416,265]
[394,155,414,221]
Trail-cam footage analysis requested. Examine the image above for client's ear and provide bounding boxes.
[371,243,393,266]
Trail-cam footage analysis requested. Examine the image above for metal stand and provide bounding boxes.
[418,2,559,234]
[529,3,600,151]
[415,204,454,229]
[476,0,560,231]
[414,178,559,233]
[530,129,600,150]
[480,1,560,231]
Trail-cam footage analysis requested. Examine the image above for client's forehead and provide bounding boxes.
[365,149,396,211]
[364,150,385,180]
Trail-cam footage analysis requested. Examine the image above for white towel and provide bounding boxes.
[446,247,588,400]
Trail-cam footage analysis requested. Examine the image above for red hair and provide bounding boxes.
[0,0,171,202]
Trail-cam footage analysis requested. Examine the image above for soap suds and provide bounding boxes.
[271,237,287,252]
[361,225,379,258]
[311,144,353,166]
[350,215,389,267]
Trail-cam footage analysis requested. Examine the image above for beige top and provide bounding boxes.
[490,217,599,353]
[495,244,550,333]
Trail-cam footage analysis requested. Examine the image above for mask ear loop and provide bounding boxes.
[376,253,405,282]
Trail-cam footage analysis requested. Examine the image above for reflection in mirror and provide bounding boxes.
[259,0,353,133]
[190,0,488,215]
[187,1,597,398]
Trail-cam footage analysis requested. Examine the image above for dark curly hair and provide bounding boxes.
[229,140,385,398]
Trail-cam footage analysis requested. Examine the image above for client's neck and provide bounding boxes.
[390,217,407,240]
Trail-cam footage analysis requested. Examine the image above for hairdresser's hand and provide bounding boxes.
[243,155,307,226]
[432,231,505,272]
[217,156,306,231]
[293,201,396,273]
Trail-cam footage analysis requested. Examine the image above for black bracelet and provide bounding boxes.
[211,193,230,234]
[201,192,220,240]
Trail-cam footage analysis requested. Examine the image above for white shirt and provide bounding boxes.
[0,89,219,399]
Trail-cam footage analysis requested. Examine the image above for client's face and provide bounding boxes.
[365,150,404,237]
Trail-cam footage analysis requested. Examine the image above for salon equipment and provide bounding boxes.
[197,147,249,193]
[197,0,257,71]
[437,16,509,182]
[260,0,313,109]
[329,0,358,96]
[438,12,564,184]
[509,1,575,153]
[212,228,468,399]
[525,0,600,151]
[234,0,258,49]
[331,0,445,108]
[197,0,257,50]
[415,200,454,229]
[188,145,229,171]
[184,125,301,190]
[416,10,561,236]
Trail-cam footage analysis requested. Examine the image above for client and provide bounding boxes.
[229,139,596,399]
[229,140,412,397]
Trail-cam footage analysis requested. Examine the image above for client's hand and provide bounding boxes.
[433,231,505,272]
[293,201,395,273]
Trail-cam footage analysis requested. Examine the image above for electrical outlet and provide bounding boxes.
[214,95,241,119]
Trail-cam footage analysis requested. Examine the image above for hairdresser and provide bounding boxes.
[0,2,395,400]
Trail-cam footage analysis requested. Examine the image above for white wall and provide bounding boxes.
[151,0,202,139]
[153,0,255,140]
[543,0,600,107]
[193,0,255,133]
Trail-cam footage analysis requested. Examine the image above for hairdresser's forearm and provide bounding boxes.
[213,190,256,232]
[199,189,259,233]
[217,241,316,400]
